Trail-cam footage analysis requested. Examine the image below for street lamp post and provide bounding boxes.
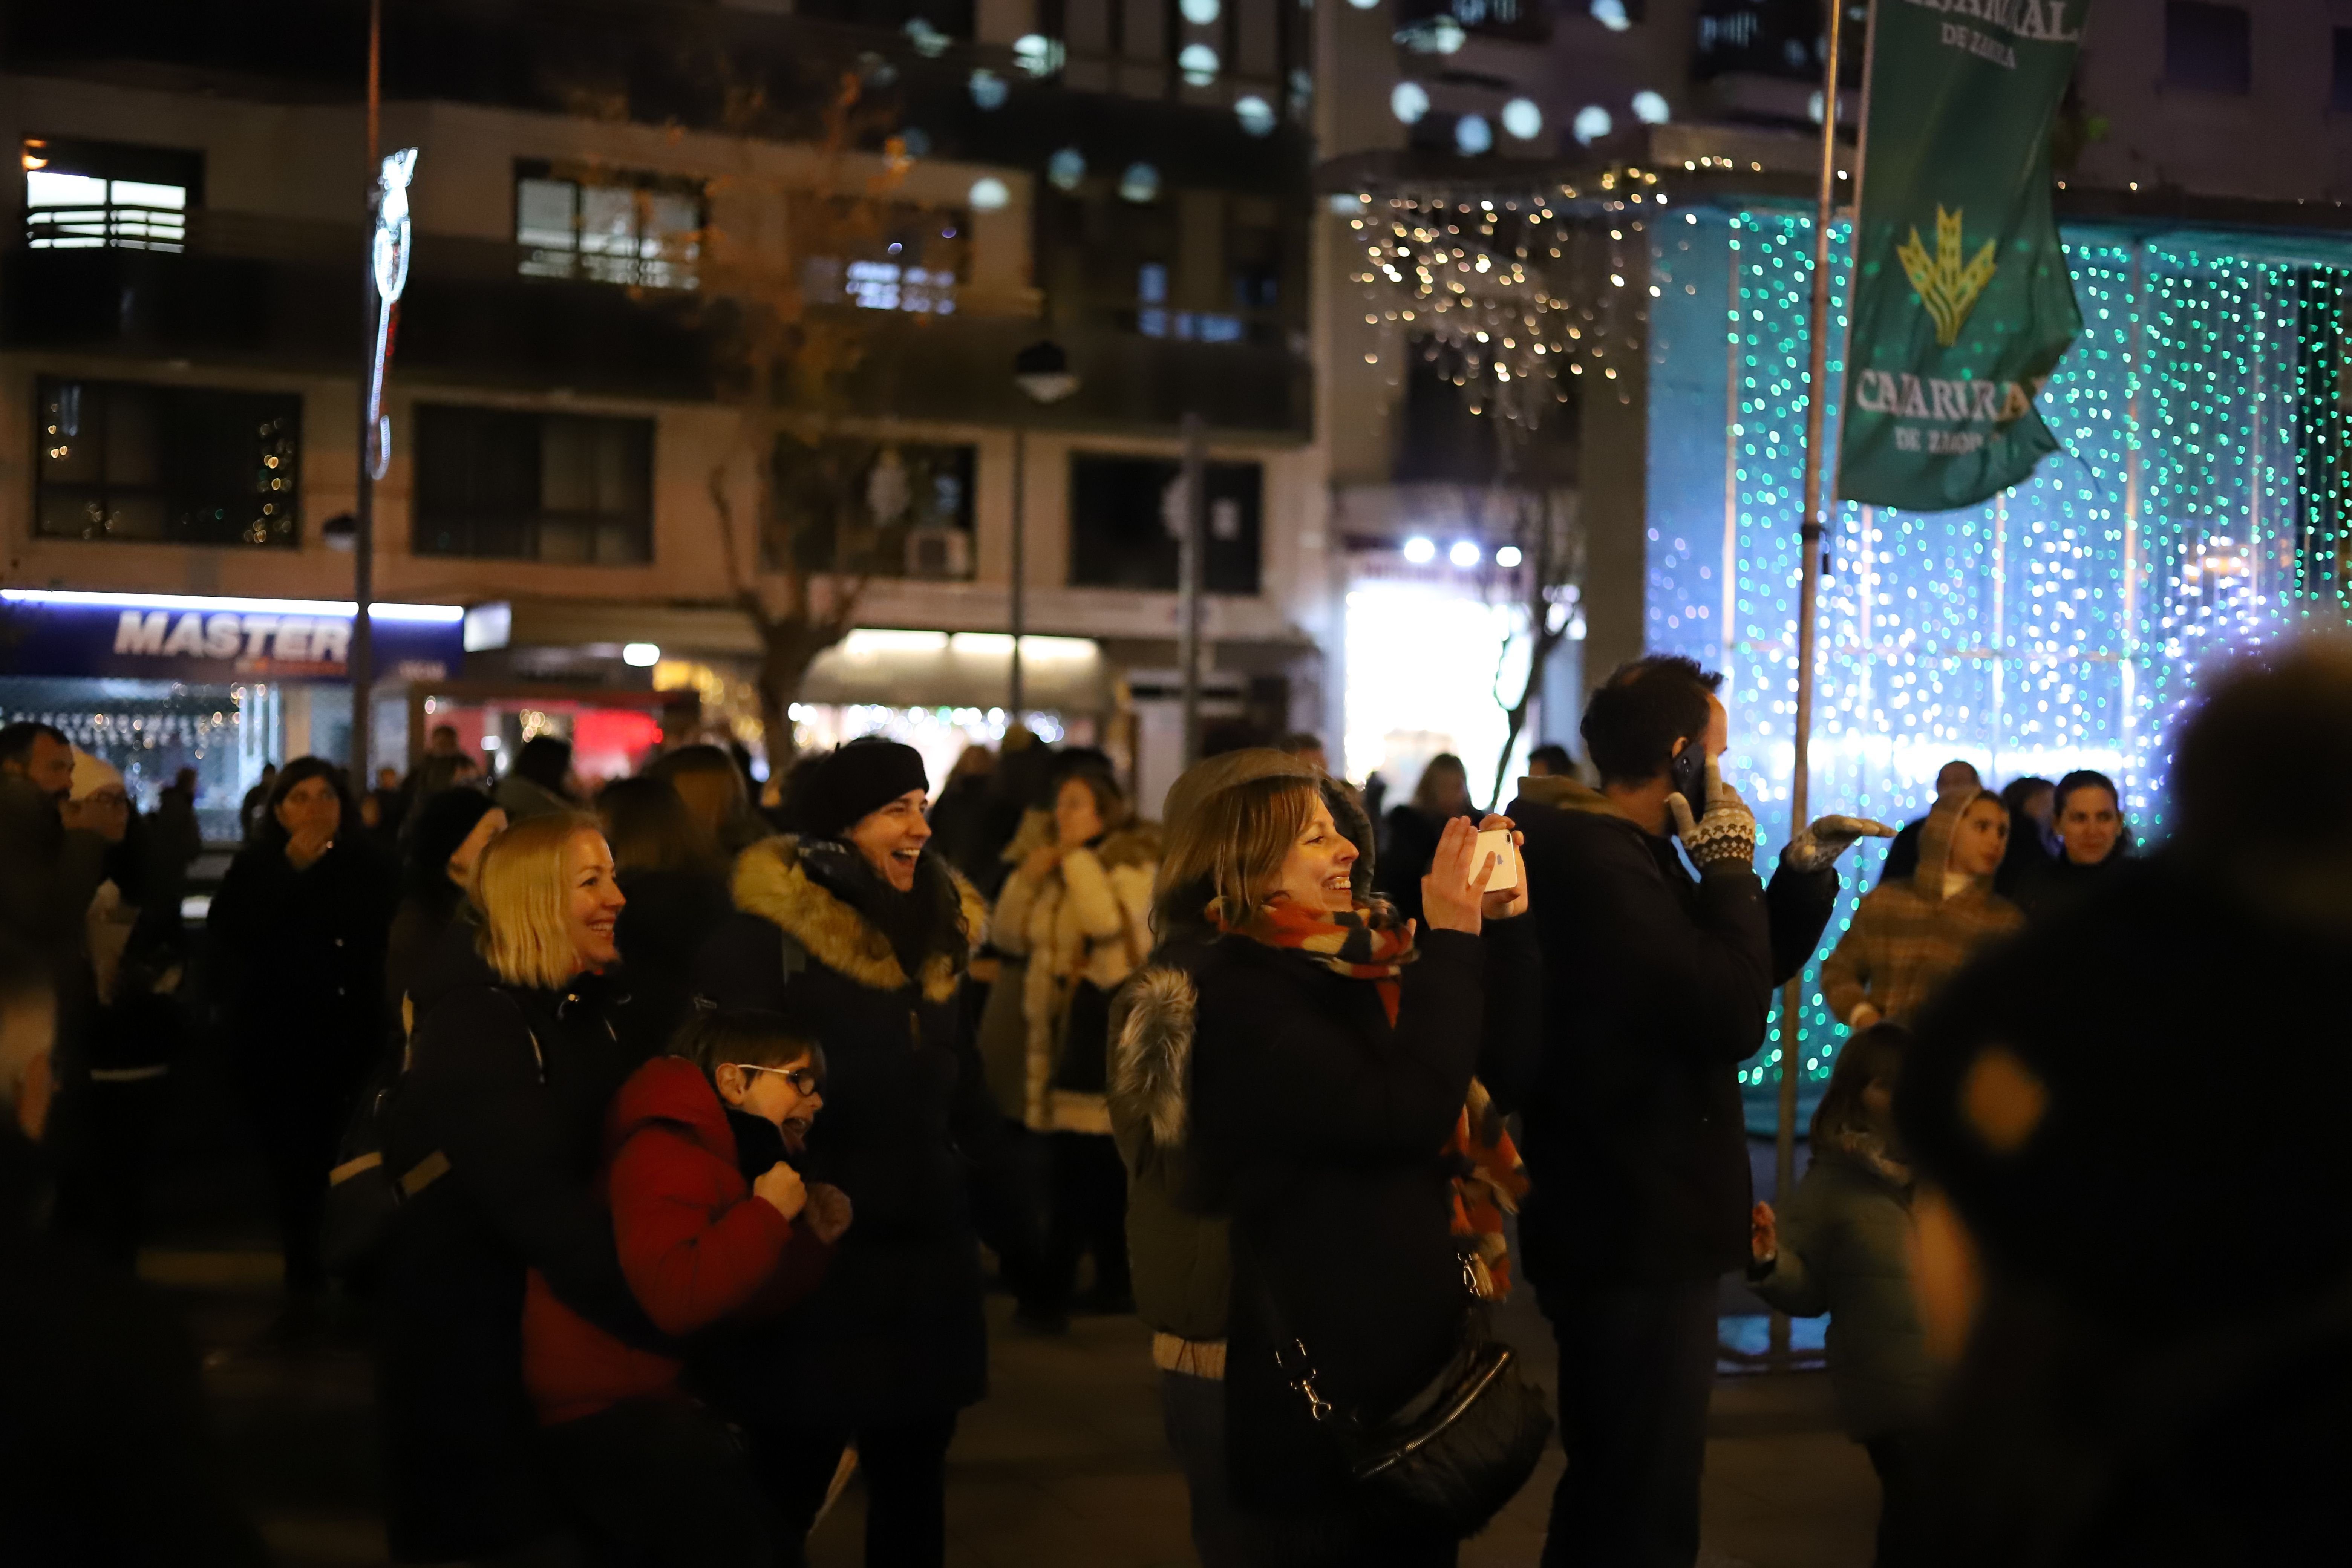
[1009,340,1080,724]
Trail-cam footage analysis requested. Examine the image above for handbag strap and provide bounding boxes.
[1258,1254,1491,1433]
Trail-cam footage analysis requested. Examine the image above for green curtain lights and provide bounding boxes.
[1646,206,2352,1119]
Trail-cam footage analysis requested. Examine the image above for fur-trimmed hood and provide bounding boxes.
[732,835,988,1004]
[1109,964,1197,1152]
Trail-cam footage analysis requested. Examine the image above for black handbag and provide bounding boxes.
[1266,1266,1554,1537]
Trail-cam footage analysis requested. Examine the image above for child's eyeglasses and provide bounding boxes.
[732,1063,822,1095]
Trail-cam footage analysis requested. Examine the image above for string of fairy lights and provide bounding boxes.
[1343,166,1666,424]
[1643,205,2352,1101]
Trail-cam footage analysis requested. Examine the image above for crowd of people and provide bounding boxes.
[0,641,2343,1568]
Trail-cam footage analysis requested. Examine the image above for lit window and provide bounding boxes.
[21,138,195,252]
[515,163,704,290]
[797,199,968,315]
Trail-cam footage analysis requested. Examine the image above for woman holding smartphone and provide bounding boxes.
[1142,767,1540,1562]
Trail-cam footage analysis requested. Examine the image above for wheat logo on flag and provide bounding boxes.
[1897,206,1997,348]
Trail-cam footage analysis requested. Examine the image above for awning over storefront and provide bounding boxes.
[802,629,1110,711]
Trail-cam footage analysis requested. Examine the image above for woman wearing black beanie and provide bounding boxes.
[692,738,999,1568]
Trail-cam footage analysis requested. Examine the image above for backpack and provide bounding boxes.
[322,991,543,1279]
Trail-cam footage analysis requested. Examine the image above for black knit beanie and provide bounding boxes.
[788,738,931,839]
[406,786,499,900]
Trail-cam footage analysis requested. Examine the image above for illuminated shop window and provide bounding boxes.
[21,137,199,251]
[515,162,704,290]
[34,377,300,547]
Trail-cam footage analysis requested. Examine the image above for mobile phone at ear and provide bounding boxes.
[1668,741,1707,816]
[1473,828,1519,891]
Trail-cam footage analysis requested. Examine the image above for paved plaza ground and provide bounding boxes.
[158,1248,1878,1568]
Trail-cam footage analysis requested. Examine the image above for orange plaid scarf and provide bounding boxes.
[1221,896,1528,1300]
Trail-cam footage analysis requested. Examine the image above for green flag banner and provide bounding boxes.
[1836,0,2088,511]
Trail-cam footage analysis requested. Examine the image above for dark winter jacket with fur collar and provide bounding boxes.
[689,834,1000,1427]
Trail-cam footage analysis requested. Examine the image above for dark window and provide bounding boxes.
[2333,28,2352,110]
[515,162,705,290]
[1068,454,1261,593]
[33,377,299,547]
[1395,337,1579,485]
[413,406,653,564]
[22,136,202,251]
[2165,2,2250,94]
[769,439,976,579]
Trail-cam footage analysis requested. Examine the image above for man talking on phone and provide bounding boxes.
[1500,655,1887,1568]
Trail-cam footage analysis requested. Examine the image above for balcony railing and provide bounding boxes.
[26,204,188,252]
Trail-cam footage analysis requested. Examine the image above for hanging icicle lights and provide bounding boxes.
[1348,167,1663,420]
[1644,205,2352,1110]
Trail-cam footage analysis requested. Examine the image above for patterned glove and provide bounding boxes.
[1782,814,1899,873]
[1666,756,1759,873]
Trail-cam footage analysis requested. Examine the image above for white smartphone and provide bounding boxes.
[1473,828,1520,892]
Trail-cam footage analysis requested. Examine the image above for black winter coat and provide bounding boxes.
[1507,776,1837,1288]
[375,938,661,1563]
[612,864,736,1062]
[690,836,998,1429]
[0,1125,268,1568]
[208,836,394,1101]
[1189,917,1540,1510]
[1378,804,1471,929]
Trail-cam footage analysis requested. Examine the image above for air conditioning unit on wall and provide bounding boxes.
[905,524,972,580]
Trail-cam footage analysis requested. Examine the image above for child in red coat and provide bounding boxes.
[525,1011,852,1568]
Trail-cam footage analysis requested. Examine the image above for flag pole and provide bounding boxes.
[1772,0,1851,1366]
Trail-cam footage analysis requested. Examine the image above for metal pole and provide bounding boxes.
[1009,423,1027,721]
[1177,412,1205,766]
[1773,0,1847,1363]
[349,0,381,786]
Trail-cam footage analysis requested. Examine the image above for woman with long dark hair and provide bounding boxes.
[384,788,505,1026]
[206,757,395,1332]
[1380,753,1475,928]
[597,773,736,1061]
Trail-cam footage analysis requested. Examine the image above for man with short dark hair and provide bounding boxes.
[1507,656,1886,1568]
[1276,731,1329,775]
[1879,758,1984,885]
[1527,742,1577,778]
[0,723,101,957]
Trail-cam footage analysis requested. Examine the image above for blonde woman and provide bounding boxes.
[991,765,1159,1326]
[375,811,660,1566]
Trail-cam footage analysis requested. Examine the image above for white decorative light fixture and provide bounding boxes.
[1495,544,1524,568]
[1119,162,1161,203]
[1047,148,1086,191]
[968,177,1012,211]
[1235,95,1277,136]
[1590,0,1630,29]
[1402,536,1438,565]
[1573,104,1613,144]
[1449,540,1483,568]
[1501,98,1544,141]
[1391,81,1431,125]
[1178,43,1219,84]
[366,147,417,482]
[1632,89,1671,124]
[970,69,1009,109]
[1013,34,1064,77]
[622,643,661,668]
[1180,0,1221,23]
[1454,114,1493,156]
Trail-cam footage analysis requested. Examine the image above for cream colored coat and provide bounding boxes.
[990,824,1159,1133]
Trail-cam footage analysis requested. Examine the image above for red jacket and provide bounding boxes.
[523,1056,831,1425]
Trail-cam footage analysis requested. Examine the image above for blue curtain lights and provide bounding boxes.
[1646,205,2352,1119]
